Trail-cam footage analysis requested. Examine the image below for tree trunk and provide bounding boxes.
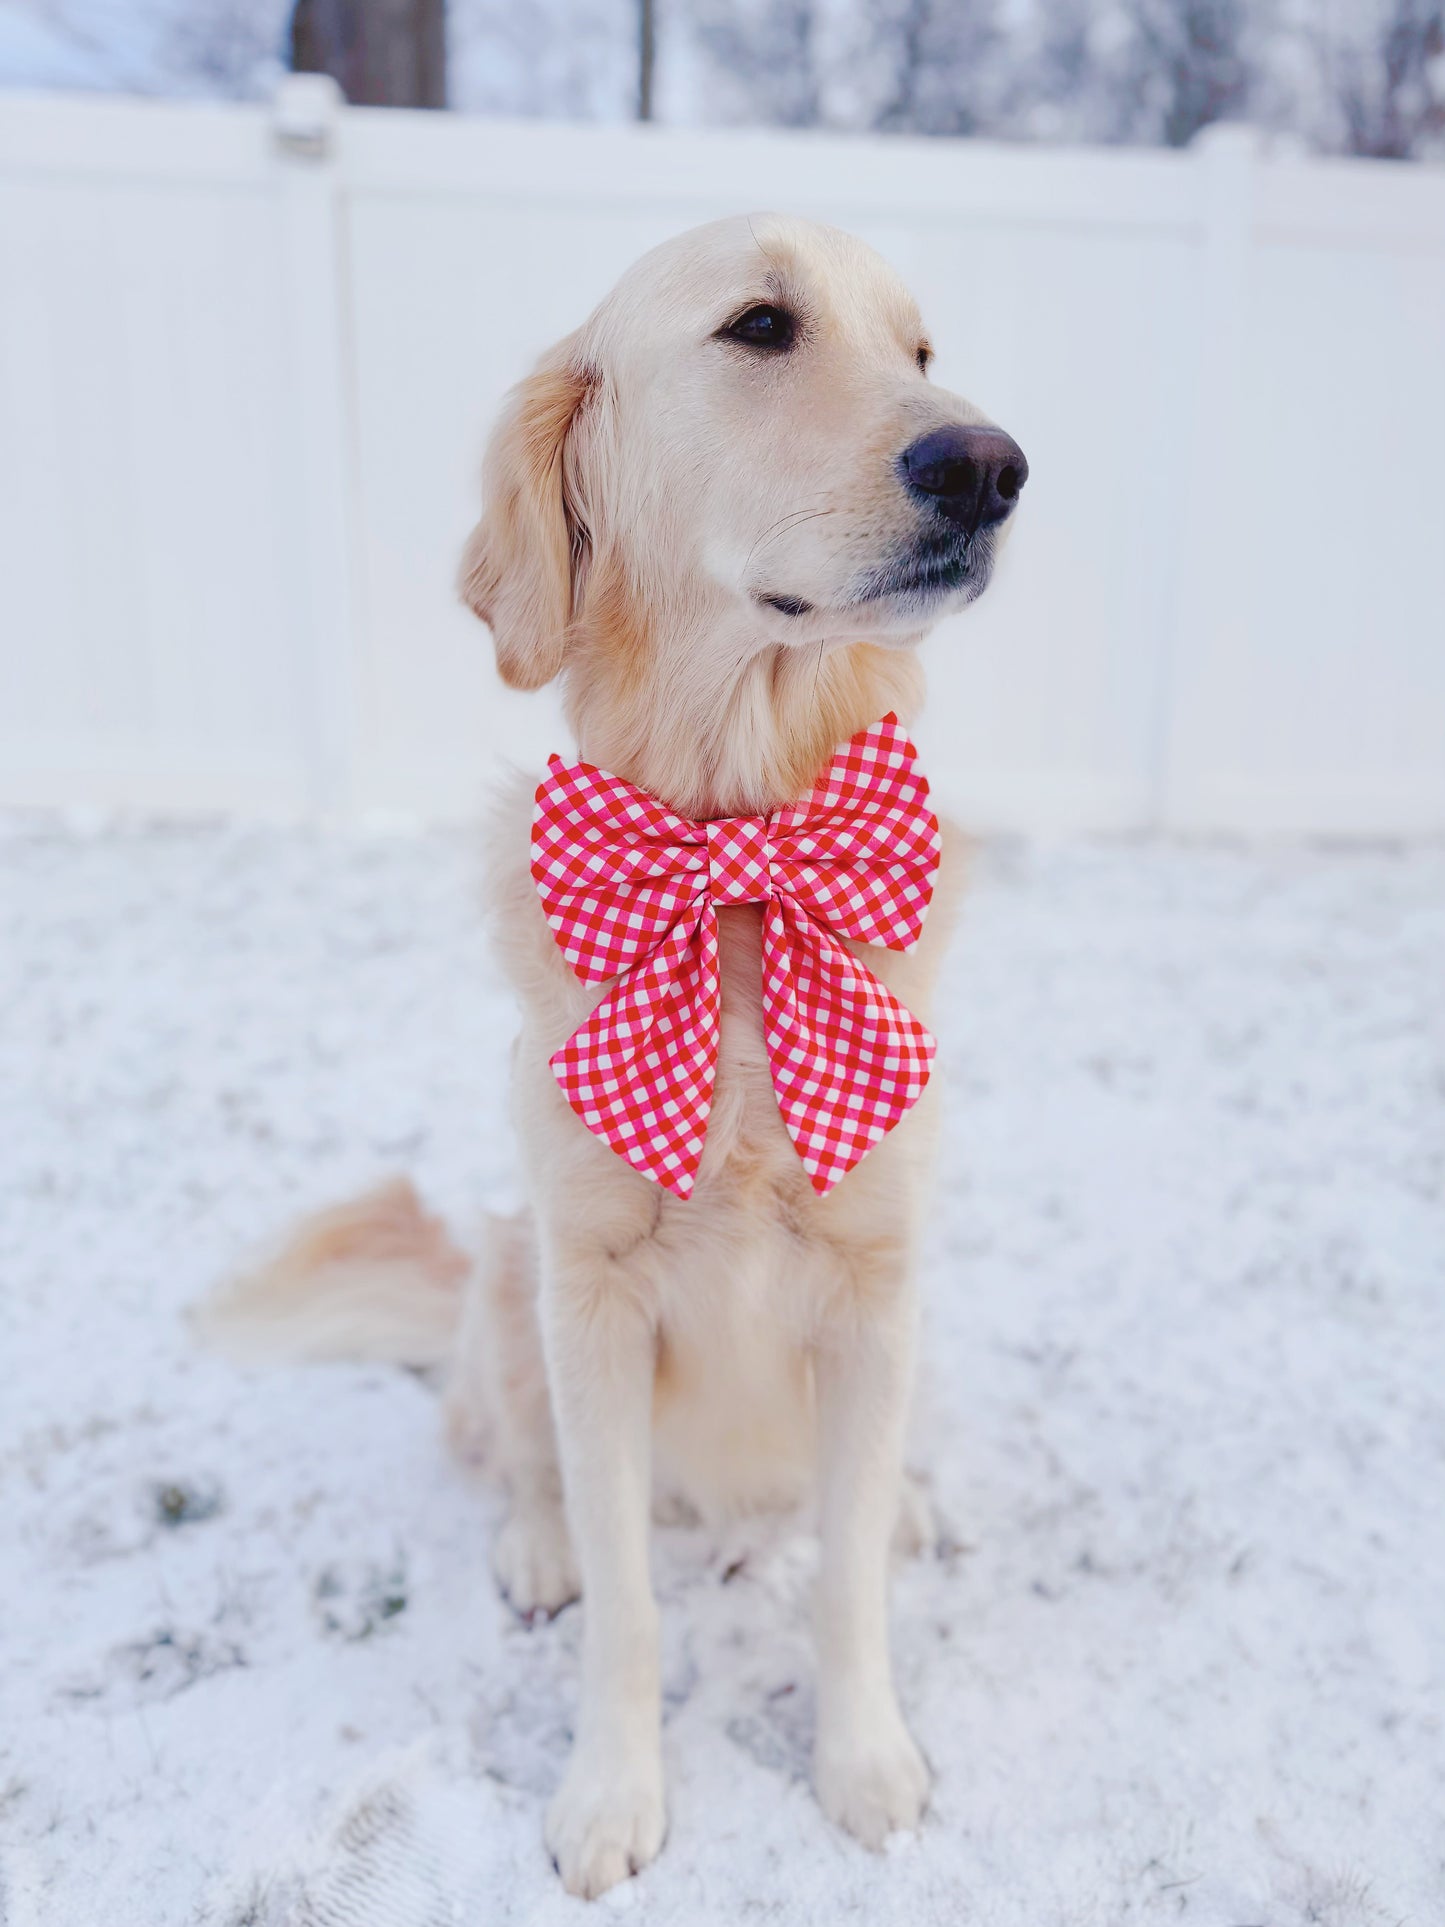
[638,0,656,120]
[291,0,446,108]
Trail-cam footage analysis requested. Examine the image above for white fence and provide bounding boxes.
[2,85,1443,834]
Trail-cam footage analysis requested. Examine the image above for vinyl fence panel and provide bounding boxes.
[2,89,1442,832]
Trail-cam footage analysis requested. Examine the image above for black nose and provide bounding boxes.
[899,424,1028,533]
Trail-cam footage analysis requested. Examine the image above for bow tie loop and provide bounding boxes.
[532,714,940,1200]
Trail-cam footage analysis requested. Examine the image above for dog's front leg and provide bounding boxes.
[813,1275,931,1847]
[539,1246,665,1898]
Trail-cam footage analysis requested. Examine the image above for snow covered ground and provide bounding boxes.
[2,819,1442,1927]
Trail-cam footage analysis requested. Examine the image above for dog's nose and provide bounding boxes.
[899,425,1028,532]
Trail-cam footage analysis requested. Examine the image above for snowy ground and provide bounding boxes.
[2,819,1442,1927]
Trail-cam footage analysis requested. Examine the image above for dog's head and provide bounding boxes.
[460,213,1027,692]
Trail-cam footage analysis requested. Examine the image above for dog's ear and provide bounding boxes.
[458,336,593,691]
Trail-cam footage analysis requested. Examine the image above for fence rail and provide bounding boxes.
[2,84,1443,832]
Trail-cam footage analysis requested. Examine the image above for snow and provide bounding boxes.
[1,818,1442,1926]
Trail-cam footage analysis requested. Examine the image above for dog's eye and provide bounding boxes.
[917,345,933,374]
[721,304,796,351]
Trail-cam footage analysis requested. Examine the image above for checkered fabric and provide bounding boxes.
[531,713,941,1200]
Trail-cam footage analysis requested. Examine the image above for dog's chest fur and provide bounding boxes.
[486,771,963,1515]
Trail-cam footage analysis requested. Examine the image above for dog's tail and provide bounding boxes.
[192,1176,471,1370]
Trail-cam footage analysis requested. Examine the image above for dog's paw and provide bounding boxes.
[545,1747,666,1899]
[815,1703,930,1850]
[492,1503,580,1622]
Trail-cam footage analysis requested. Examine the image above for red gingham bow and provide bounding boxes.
[531,714,941,1200]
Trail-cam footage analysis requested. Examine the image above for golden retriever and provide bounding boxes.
[204,212,1027,1899]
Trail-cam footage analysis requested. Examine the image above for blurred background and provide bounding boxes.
[4,0,1444,154]
[1,0,1442,834]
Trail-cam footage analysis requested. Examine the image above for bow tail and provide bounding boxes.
[549,910,720,1200]
[760,898,937,1196]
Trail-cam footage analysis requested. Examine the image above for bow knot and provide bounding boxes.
[532,714,941,1200]
[706,815,772,906]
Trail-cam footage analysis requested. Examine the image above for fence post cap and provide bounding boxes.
[1190,122,1265,160]
[273,73,343,159]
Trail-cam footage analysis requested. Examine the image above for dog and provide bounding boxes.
[204,213,1026,1899]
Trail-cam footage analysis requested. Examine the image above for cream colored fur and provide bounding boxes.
[205,214,1021,1900]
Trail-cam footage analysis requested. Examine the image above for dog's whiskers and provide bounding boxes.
[743,502,834,577]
